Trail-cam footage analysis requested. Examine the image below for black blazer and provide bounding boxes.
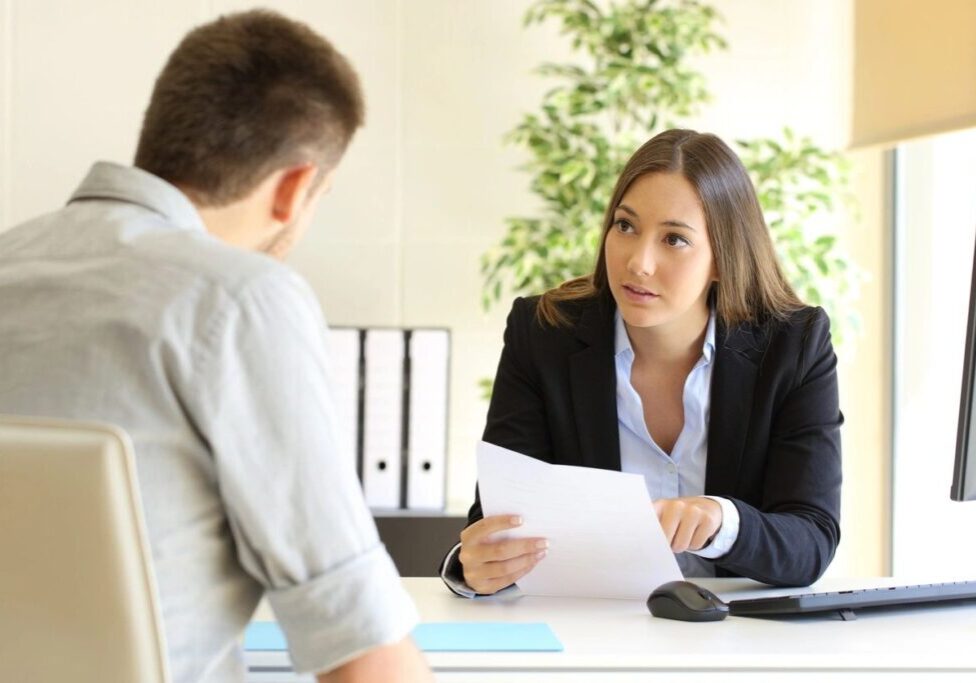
[451,293,842,588]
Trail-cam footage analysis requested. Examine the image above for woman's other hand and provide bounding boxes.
[458,515,548,595]
[653,496,723,553]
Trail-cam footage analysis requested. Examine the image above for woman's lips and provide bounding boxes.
[622,283,660,303]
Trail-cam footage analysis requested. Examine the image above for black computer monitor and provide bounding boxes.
[952,236,976,501]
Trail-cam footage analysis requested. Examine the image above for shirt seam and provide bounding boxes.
[190,268,306,384]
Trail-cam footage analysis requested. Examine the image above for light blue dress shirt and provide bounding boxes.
[614,310,740,577]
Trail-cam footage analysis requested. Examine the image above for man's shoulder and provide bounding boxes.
[154,230,307,302]
[153,236,323,341]
[2,202,318,333]
[2,192,297,292]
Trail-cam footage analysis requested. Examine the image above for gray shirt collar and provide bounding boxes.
[69,161,206,233]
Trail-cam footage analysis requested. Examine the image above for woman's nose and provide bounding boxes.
[627,245,656,278]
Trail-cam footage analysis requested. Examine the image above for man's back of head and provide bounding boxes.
[135,9,364,208]
[131,10,368,261]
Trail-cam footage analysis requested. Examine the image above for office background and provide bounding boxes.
[3,0,948,579]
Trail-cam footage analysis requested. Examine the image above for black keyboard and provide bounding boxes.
[727,580,976,618]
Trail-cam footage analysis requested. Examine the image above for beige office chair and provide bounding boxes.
[0,415,170,683]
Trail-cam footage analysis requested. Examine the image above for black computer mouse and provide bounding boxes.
[647,580,729,622]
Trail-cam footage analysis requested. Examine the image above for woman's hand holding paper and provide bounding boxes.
[458,515,549,595]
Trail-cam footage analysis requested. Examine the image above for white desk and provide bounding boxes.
[246,577,976,682]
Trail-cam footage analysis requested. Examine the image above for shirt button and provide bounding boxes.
[667,463,676,474]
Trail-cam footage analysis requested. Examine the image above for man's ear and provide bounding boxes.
[270,164,320,224]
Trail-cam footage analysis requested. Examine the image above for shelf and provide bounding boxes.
[373,513,466,577]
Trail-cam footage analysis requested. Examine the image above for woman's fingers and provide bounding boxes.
[460,514,523,545]
[670,514,699,553]
[472,558,544,595]
[653,497,722,552]
[688,522,716,552]
[458,534,548,567]
[459,515,548,594]
[655,500,682,549]
[484,537,549,562]
[465,548,547,593]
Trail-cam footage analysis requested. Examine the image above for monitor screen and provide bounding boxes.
[953,237,976,501]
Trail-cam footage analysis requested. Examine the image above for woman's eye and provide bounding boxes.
[665,233,690,247]
[614,219,634,233]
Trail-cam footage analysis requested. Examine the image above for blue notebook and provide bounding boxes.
[245,621,563,653]
[245,622,288,651]
[413,622,562,652]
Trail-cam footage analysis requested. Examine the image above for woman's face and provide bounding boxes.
[604,172,716,332]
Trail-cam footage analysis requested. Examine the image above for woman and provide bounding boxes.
[442,129,842,596]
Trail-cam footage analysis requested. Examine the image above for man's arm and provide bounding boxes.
[187,269,429,676]
[317,637,432,683]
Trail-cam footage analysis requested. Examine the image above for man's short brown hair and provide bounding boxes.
[134,10,364,206]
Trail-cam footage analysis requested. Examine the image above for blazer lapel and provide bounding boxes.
[706,320,767,495]
[569,295,621,471]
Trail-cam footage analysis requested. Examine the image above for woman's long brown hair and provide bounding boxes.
[537,129,803,328]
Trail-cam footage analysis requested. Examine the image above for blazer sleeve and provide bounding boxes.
[440,296,554,583]
[465,296,556,526]
[716,308,843,586]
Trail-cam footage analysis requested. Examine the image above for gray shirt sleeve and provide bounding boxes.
[188,268,417,674]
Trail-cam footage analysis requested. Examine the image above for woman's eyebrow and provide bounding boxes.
[615,203,639,218]
[615,205,697,232]
[661,219,696,232]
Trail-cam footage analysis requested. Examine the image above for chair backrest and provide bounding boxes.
[0,415,170,683]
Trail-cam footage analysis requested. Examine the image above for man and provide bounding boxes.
[0,10,431,683]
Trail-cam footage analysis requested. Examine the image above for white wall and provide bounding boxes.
[0,1,888,576]
[687,0,852,148]
[0,0,10,231]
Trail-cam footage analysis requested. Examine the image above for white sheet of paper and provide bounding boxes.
[476,440,683,600]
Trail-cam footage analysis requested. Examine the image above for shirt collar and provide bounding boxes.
[614,307,717,363]
[69,161,207,233]
[702,311,716,363]
[614,309,634,359]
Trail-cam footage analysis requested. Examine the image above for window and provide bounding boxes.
[892,127,976,576]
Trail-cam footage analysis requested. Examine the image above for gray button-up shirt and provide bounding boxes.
[0,162,417,682]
